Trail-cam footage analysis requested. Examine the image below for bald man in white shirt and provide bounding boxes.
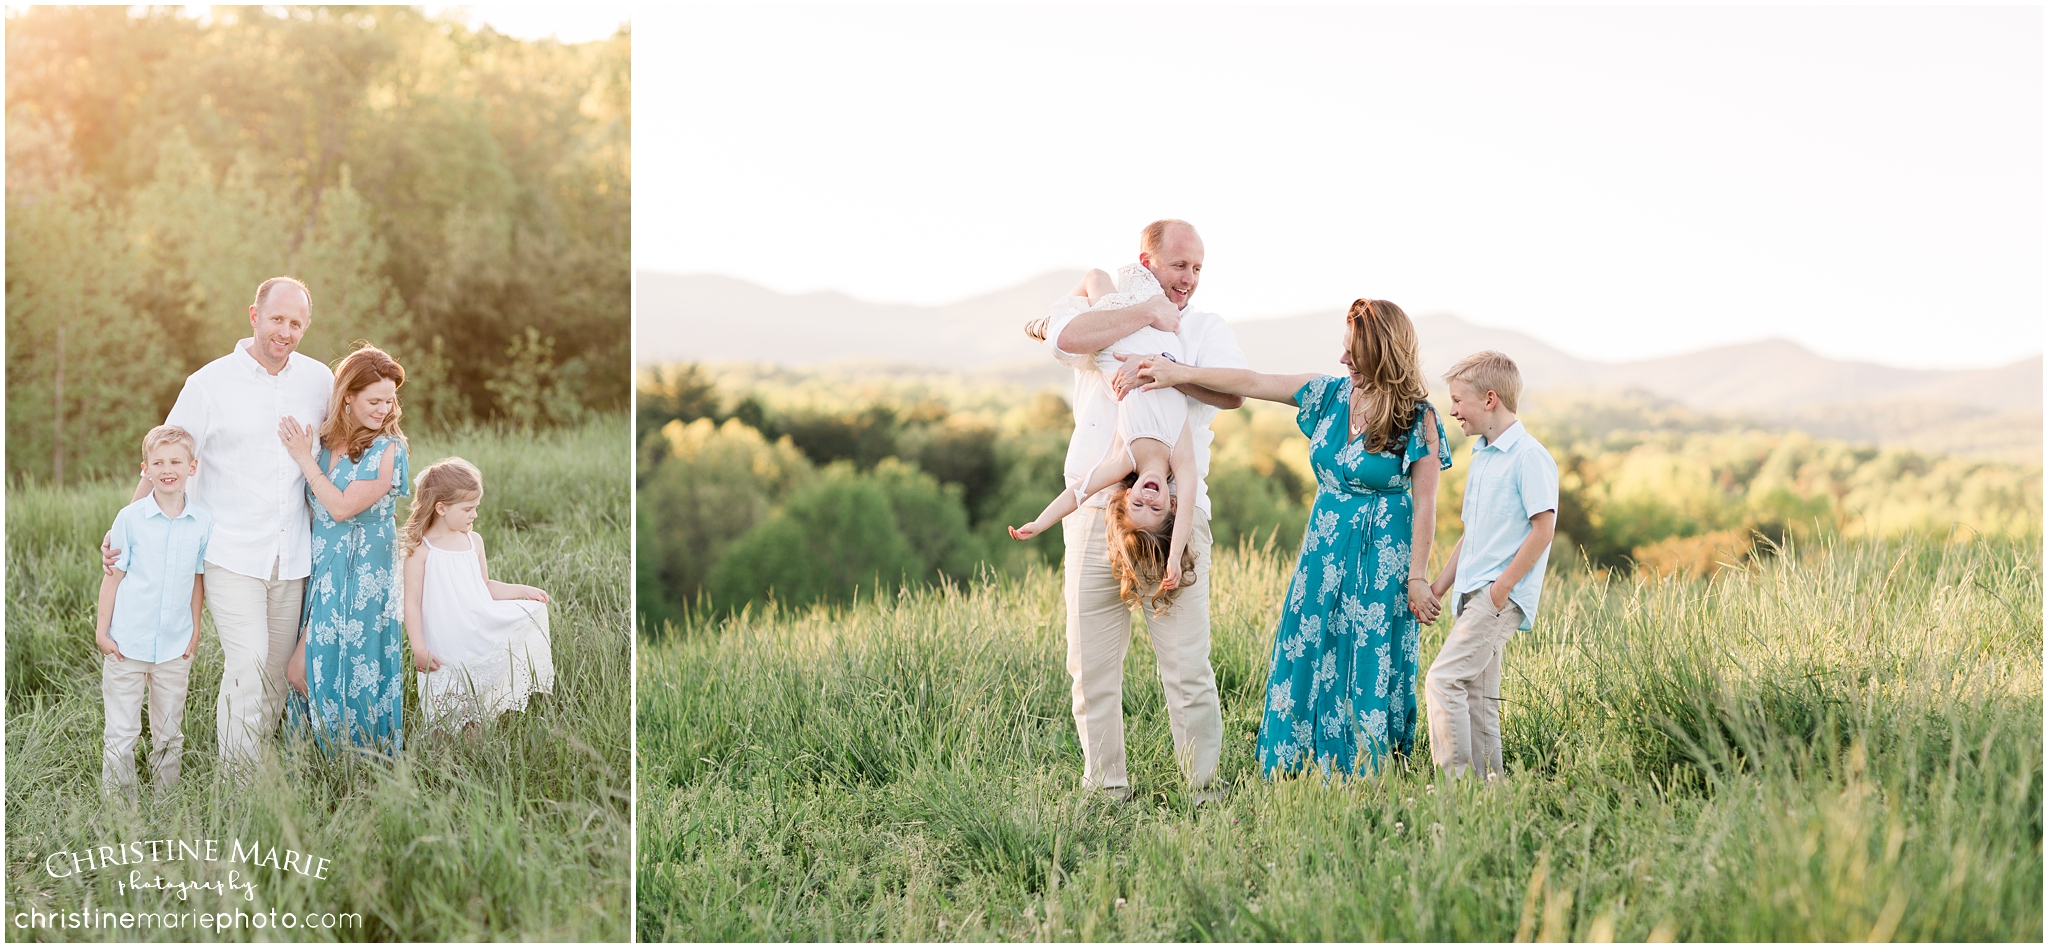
[1038,220,1246,804]
[108,277,334,772]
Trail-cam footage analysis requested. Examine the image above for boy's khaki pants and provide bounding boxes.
[1061,506,1223,794]
[207,562,303,769]
[1425,582,1521,780]
[102,653,194,790]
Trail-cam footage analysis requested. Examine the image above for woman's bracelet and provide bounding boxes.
[1407,578,1430,587]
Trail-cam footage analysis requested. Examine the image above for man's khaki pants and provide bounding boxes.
[206,562,303,768]
[102,653,194,791]
[1425,582,1520,779]
[1061,506,1223,793]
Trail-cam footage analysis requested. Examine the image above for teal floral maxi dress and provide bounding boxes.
[290,434,410,755]
[1256,377,1451,777]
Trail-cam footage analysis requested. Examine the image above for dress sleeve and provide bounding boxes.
[1294,375,1342,439]
[1402,401,1453,474]
[391,441,411,497]
[355,437,396,483]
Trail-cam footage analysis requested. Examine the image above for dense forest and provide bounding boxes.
[636,363,2043,631]
[6,6,630,483]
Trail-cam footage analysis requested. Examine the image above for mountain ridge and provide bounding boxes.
[639,269,2040,418]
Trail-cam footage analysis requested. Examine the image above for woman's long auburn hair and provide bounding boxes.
[320,344,406,461]
[1103,474,1197,612]
[400,457,483,554]
[1344,299,1429,454]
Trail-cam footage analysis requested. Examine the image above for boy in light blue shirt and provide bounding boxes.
[95,425,211,794]
[1424,351,1558,781]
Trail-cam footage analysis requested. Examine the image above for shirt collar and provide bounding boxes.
[235,336,296,378]
[1480,420,1527,453]
[138,492,197,521]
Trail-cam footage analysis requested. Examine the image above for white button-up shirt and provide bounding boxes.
[1044,298,1249,517]
[163,338,334,581]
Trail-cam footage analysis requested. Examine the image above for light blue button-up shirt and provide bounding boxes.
[1453,421,1559,631]
[108,493,212,662]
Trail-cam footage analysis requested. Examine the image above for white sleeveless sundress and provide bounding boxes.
[1071,262,1191,448]
[415,532,555,728]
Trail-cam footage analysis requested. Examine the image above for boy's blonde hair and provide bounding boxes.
[1443,350,1523,413]
[142,424,197,462]
[401,457,483,553]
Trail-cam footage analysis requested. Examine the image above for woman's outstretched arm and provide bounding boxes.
[1123,354,1319,406]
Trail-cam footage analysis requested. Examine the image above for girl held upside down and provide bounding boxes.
[1010,262,1199,609]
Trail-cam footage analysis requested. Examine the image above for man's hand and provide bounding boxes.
[1141,295,1182,333]
[101,533,121,574]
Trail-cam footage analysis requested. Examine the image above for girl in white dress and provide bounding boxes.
[1011,263,1199,609]
[400,457,555,730]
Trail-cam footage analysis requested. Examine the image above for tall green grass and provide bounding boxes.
[638,534,2041,941]
[6,418,632,942]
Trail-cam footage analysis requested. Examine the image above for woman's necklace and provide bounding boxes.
[1348,382,1375,442]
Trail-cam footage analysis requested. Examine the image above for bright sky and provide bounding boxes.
[635,5,2043,370]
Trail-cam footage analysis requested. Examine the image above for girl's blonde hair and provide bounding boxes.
[401,457,483,553]
[1343,299,1430,455]
[320,344,406,461]
[1104,474,1197,612]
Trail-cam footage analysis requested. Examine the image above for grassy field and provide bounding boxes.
[5,417,632,942]
[638,534,2042,941]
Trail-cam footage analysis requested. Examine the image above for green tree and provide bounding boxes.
[707,460,993,613]
[4,182,177,484]
[636,418,814,625]
[869,458,991,581]
[5,6,631,478]
[707,470,922,613]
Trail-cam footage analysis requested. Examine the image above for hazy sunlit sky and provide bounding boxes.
[636,5,2042,370]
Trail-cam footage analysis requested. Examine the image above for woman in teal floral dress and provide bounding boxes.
[1130,299,1450,777]
[280,346,412,755]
